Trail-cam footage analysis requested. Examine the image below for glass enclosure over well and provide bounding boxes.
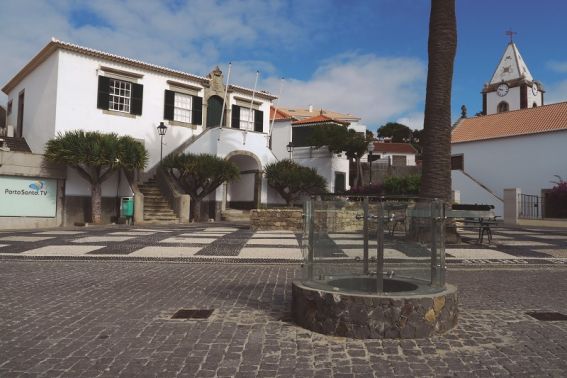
[301,196,447,295]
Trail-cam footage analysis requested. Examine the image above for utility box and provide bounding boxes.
[121,197,134,218]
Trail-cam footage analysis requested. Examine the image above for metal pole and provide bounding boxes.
[369,151,373,184]
[306,198,315,280]
[363,197,369,274]
[160,135,164,163]
[430,199,445,288]
[376,202,384,293]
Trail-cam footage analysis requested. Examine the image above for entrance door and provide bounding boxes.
[206,95,223,128]
[334,172,346,193]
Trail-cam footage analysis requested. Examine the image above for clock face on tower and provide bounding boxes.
[532,83,539,95]
[497,83,509,97]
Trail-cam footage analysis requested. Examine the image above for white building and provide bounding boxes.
[2,38,283,223]
[270,106,367,193]
[451,40,567,217]
[370,142,417,166]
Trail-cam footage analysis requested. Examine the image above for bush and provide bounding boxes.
[383,175,421,195]
[345,183,384,196]
[548,175,567,218]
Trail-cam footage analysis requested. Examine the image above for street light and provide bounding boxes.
[157,121,168,163]
[367,142,374,184]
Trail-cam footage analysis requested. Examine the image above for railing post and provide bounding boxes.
[306,198,315,281]
[376,201,384,293]
[363,197,369,275]
[430,199,446,288]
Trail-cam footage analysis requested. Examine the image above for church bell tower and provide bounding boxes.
[482,31,544,115]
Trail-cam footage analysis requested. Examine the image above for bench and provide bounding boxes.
[447,204,498,244]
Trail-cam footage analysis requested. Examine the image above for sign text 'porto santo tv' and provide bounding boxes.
[0,176,57,217]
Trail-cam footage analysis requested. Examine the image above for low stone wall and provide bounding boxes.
[250,208,303,231]
[292,281,458,339]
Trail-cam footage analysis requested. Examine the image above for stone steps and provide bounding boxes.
[139,179,179,224]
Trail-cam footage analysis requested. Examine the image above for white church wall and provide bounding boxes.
[452,130,567,216]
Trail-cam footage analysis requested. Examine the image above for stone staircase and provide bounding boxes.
[139,178,179,224]
[221,209,251,222]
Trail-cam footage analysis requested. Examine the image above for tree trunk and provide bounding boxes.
[419,0,457,202]
[192,199,202,222]
[91,182,102,224]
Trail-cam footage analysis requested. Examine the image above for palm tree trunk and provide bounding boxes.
[419,0,457,202]
[91,182,102,224]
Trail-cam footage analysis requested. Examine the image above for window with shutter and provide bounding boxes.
[254,109,263,132]
[231,105,240,129]
[97,76,143,115]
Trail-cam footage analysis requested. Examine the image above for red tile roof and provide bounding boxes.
[291,114,349,126]
[452,101,567,144]
[372,142,416,154]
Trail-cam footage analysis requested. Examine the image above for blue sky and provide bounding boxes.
[1,0,567,132]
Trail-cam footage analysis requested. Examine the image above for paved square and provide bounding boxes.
[21,245,104,256]
[496,240,553,247]
[529,234,567,240]
[129,246,202,257]
[245,237,299,246]
[446,248,517,259]
[238,246,302,259]
[72,236,135,243]
[1,262,566,377]
[108,231,156,236]
[160,237,218,244]
[34,231,86,235]
[0,236,55,242]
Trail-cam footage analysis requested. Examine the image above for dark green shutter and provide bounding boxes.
[130,83,143,115]
[164,90,175,120]
[254,109,263,132]
[231,105,240,129]
[192,96,202,125]
[97,76,110,110]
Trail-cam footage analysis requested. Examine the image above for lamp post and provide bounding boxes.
[286,142,293,159]
[157,121,168,163]
[367,142,374,184]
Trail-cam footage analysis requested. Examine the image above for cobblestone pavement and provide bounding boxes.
[0,223,566,265]
[1,261,567,377]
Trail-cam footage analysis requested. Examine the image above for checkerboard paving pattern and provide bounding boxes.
[0,224,566,263]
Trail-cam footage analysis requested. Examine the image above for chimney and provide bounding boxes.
[308,105,313,112]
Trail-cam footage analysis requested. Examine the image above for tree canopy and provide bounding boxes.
[162,153,239,221]
[309,125,371,189]
[44,130,148,223]
[265,159,327,205]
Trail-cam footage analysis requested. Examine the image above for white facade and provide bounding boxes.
[451,131,567,216]
[271,119,351,192]
[2,40,278,213]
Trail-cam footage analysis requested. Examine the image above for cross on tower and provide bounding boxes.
[505,29,517,43]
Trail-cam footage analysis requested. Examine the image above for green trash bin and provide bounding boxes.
[121,197,134,218]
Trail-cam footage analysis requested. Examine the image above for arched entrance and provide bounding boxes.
[225,152,262,210]
[207,95,224,128]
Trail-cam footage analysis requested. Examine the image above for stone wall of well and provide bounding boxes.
[292,282,459,339]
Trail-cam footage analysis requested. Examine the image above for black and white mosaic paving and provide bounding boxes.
[0,223,566,264]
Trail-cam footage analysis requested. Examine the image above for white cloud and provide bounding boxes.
[0,1,426,128]
[546,61,567,74]
[396,113,424,130]
[544,80,567,104]
[261,53,426,128]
